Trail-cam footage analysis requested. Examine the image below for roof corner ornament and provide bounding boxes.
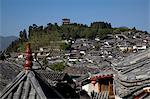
[24,43,33,70]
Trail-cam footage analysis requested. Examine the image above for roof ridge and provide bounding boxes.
[28,71,47,99]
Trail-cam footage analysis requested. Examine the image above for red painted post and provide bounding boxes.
[24,43,33,70]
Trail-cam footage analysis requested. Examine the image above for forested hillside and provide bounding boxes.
[6,21,137,52]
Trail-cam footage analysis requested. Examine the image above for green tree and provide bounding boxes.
[50,62,65,71]
[113,28,121,34]
[17,42,26,52]
[97,29,112,39]
[132,27,136,31]
[19,29,27,41]
[60,43,71,51]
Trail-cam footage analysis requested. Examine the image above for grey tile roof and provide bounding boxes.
[63,66,100,76]
[36,70,68,81]
[113,48,150,98]
[0,70,64,99]
[0,61,21,92]
[74,68,114,86]
[93,68,114,77]
[112,48,150,66]
[35,70,73,86]
[74,74,90,83]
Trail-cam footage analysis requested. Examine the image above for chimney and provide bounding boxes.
[24,43,33,70]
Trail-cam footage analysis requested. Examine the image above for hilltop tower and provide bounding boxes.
[62,18,70,25]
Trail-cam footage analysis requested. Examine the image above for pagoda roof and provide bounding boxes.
[0,70,64,99]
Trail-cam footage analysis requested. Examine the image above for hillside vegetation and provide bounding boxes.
[6,21,140,52]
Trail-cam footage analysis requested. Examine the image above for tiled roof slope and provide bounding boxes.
[0,70,64,99]
[113,48,150,98]
[36,70,71,81]
[0,61,21,92]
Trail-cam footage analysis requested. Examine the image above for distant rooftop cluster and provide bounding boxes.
[0,29,150,99]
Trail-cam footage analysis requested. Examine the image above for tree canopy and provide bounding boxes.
[6,21,135,52]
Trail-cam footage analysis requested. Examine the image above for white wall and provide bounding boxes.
[82,82,99,96]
